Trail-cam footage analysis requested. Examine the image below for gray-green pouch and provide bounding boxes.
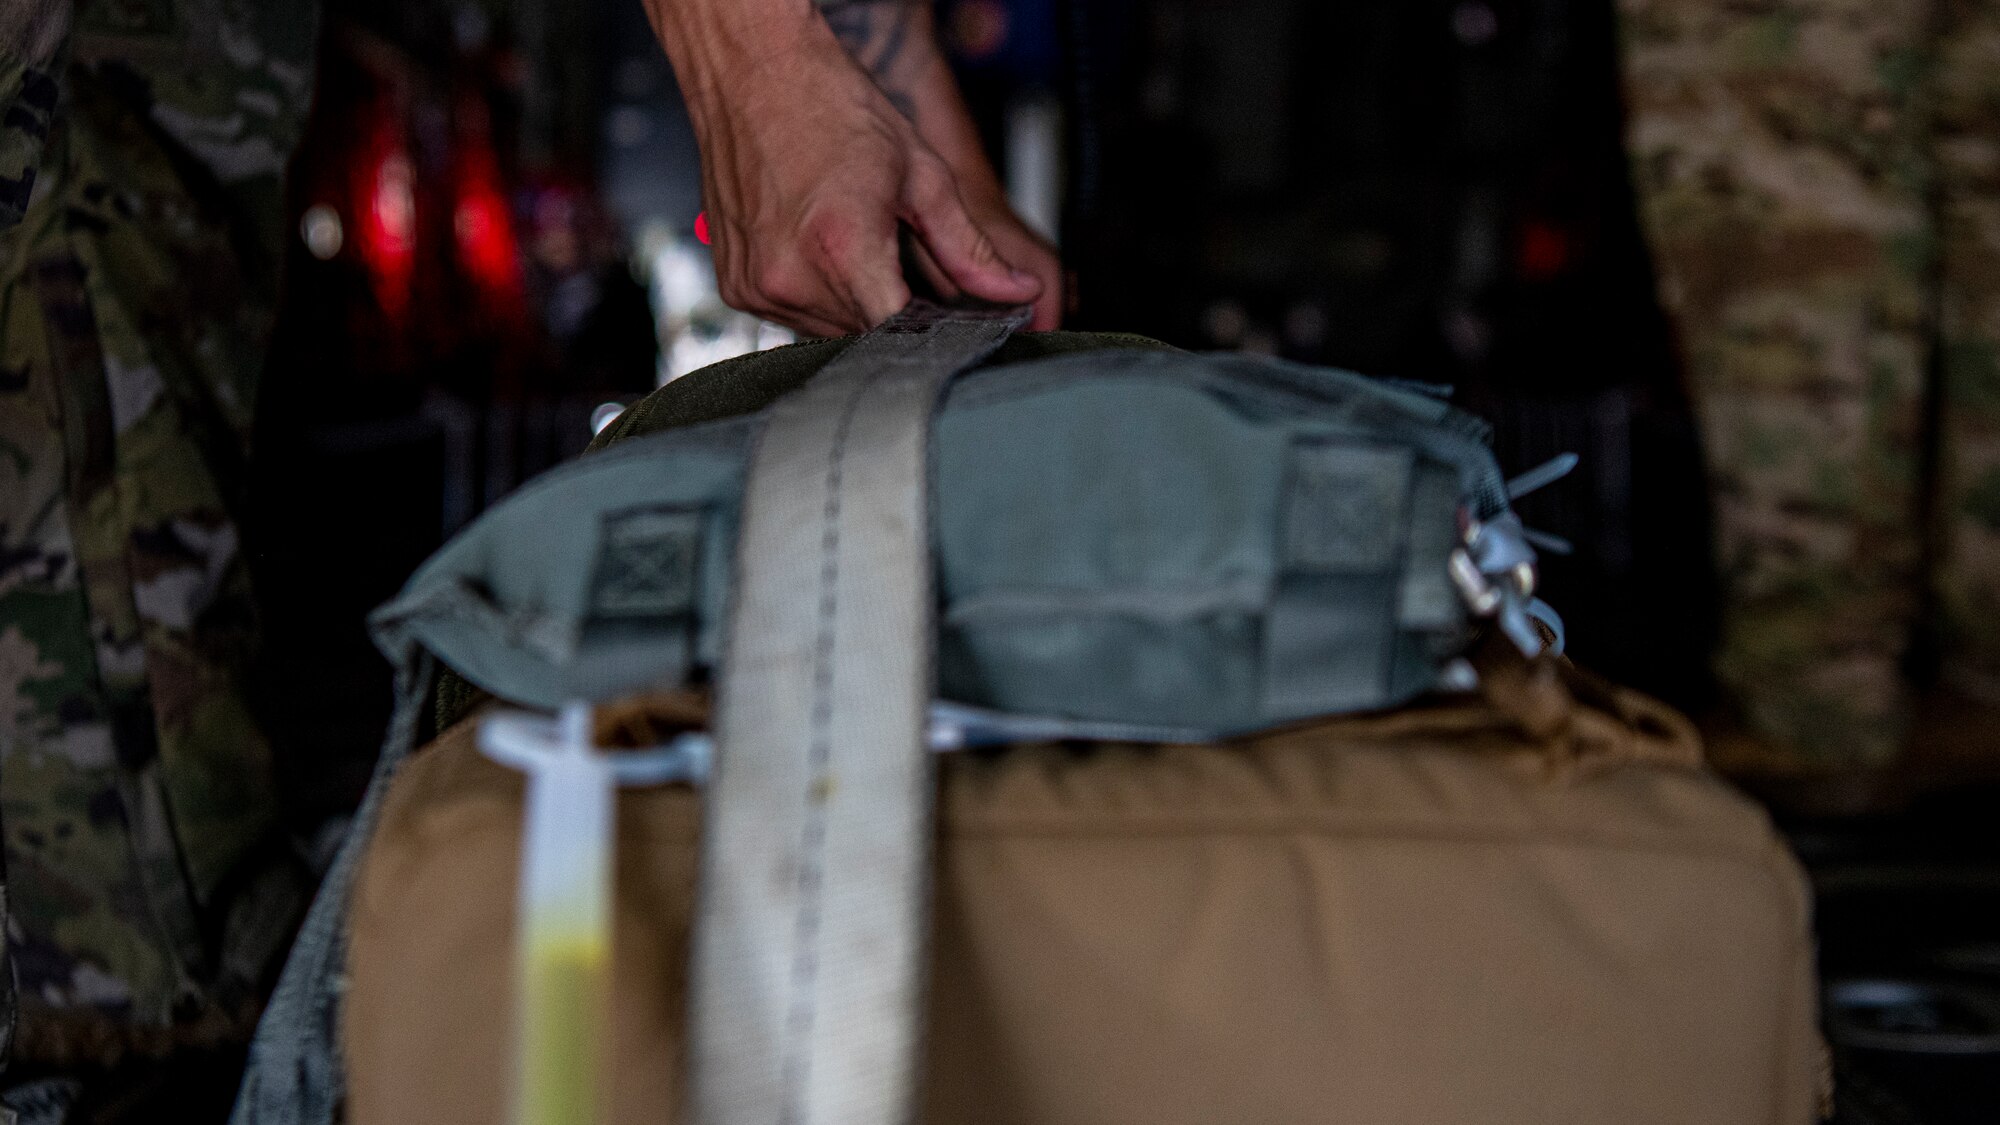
[371,337,1540,734]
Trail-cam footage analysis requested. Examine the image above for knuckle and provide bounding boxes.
[750,256,808,305]
[906,155,957,208]
[802,211,860,267]
[715,273,750,310]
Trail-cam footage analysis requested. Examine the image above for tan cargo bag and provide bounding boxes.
[344,660,1826,1125]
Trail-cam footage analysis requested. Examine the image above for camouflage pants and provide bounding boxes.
[1624,0,2000,772]
[0,73,301,1068]
[1933,1,2000,711]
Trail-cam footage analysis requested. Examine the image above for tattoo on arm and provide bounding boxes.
[817,0,922,118]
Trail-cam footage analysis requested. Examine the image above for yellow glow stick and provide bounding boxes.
[493,704,612,1125]
[480,705,711,1125]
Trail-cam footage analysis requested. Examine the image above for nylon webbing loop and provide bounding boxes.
[688,302,1027,1125]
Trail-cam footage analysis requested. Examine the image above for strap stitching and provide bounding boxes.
[700,305,1023,1125]
[780,372,857,1124]
[780,325,943,1124]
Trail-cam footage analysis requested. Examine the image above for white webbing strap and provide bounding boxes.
[689,302,1028,1125]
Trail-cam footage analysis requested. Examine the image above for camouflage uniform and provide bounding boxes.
[0,0,316,1075]
[1622,0,2000,773]
[1934,0,2000,708]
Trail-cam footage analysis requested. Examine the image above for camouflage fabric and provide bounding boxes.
[1620,0,1967,771]
[0,0,316,1068]
[0,2,67,228]
[1934,0,2000,706]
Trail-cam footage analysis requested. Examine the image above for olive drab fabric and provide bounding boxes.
[1622,0,2000,773]
[0,0,316,1063]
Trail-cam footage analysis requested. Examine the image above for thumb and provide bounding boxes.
[901,158,1041,305]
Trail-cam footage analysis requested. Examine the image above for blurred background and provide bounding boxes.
[242,2,1999,1120]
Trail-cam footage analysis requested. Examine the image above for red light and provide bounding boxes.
[951,0,1011,60]
[694,211,710,246]
[449,92,525,324]
[360,150,416,320]
[1518,220,1570,281]
[455,188,519,297]
[453,150,521,303]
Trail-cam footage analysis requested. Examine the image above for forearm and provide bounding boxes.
[815,0,932,118]
[641,0,924,100]
[640,0,826,120]
[818,1,1007,206]
[644,0,954,142]
[638,0,1057,332]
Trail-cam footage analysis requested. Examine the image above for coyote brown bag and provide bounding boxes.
[234,306,1825,1125]
[343,675,1824,1125]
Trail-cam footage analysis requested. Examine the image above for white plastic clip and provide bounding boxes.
[478,703,701,1125]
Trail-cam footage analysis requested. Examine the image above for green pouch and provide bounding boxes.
[375,332,1542,735]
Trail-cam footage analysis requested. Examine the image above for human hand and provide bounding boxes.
[901,154,1064,331]
[645,0,1061,335]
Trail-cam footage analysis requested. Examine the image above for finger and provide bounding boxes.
[995,235,1062,328]
[901,158,1041,306]
[710,221,814,331]
[844,259,912,328]
[727,262,854,338]
[801,208,912,330]
[770,305,856,340]
[716,279,847,339]
[1027,265,1063,330]
[719,277,849,339]
[898,227,962,304]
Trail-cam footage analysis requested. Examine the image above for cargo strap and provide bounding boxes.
[688,302,1028,1125]
[230,653,437,1125]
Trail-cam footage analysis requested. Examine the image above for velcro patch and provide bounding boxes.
[584,506,703,622]
[1281,442,1413,574]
